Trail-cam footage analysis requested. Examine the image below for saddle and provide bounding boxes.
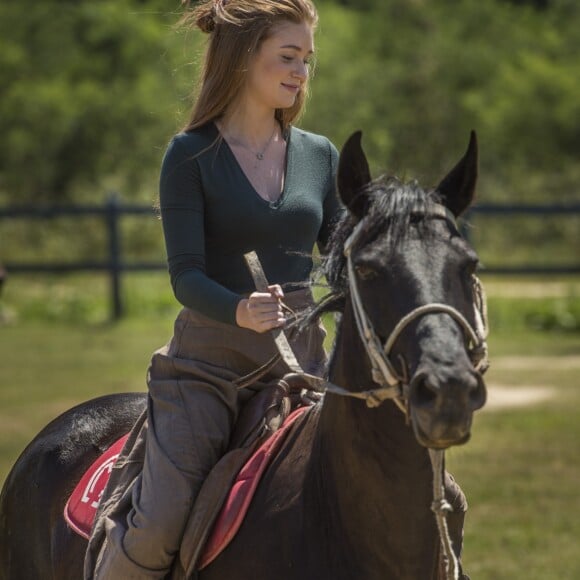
[79,252,323,577]
[66,376,318,574]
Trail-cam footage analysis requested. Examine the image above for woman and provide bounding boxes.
[86,0,342,577]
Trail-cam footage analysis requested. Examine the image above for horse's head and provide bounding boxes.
[329,131,487,449]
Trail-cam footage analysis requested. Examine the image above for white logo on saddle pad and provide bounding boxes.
[81,453,120,509]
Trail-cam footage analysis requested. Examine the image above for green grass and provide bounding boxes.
[0,273,579,578]
[447,341,580,579]
[0,318,173,480]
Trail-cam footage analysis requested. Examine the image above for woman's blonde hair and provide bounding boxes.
[180,0,318,132]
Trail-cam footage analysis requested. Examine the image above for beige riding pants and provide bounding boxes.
[89,288,326,579]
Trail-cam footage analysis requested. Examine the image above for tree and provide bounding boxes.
[0,0,192,203]
[307,0,580,201]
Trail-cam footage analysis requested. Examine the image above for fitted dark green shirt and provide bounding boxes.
[159,122,343,325]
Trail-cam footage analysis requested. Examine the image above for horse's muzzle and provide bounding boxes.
[408,367,487,449]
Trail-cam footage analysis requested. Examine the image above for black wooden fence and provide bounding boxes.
[1,195,579,320]
[0,194,164,320]
[462,202,580,274]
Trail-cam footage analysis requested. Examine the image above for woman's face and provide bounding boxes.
[244,20,314,113]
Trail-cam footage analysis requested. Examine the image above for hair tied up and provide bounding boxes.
[187,0,229,34]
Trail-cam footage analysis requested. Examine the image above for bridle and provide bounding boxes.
[327,203,489,580]
[325,203,489,412]
[242,207,489,408]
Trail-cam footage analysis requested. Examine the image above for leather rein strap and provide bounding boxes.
[243,251,304,374]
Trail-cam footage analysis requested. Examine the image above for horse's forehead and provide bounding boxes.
[358,217,455,258]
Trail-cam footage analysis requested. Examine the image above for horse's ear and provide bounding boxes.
[437,131,478,217]
[337,130,372,220]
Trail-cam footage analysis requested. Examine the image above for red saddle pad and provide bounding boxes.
[64,434,130,539]
[64,406,308,566]
[199,406,308,569]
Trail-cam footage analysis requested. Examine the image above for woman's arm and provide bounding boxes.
[159,136,284,331]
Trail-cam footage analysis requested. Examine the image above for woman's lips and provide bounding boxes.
[281,83,300,93]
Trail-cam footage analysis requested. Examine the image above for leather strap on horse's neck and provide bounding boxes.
[243,252,303,374]
[242,252,403,409]
[429,449,460,580]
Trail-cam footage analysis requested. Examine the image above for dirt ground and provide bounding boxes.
[483,354,579,410]
[484,384,555,410]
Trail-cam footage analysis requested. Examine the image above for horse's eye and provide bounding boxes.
[464,255,480,275]
[355,264,377,280]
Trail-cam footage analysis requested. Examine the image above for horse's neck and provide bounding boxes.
[309,324,439,578]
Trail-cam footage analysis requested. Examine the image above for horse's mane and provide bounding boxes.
[295,175,441,328]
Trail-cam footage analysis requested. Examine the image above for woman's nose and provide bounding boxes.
[293,61,308,81]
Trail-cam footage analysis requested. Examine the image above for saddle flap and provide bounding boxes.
[181,405,310,575]
[229,383,290,449]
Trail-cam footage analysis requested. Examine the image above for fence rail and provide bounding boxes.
[0,194,165,320]
[462,202,580,276]
[1,196,579,320]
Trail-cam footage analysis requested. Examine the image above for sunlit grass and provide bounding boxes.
[449,398,580,579]
[0,273,579,577]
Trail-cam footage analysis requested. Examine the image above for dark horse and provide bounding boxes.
[0,131,487,580]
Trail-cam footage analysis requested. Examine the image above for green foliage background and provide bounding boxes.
[1,0,579,203]
[0,3,579,575]
[0,0,579,268]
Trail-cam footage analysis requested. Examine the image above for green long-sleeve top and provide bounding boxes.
[159,122,343,325]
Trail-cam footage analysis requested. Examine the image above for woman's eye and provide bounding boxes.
[355,265,377,280]
[281,55,313,66]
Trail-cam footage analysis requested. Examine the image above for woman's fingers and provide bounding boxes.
[247,292,285,330]
[251,290,284,330]
[268,284,284,300]
[236,291,286,332]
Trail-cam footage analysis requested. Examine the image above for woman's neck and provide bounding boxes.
[218,101,280,149]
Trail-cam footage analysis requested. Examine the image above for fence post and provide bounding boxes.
[106,193,123,321]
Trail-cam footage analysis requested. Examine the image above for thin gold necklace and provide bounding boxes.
[227,125,278,161]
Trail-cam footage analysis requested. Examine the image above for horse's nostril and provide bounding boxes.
[468,375,487,410]
[412,376,439,408]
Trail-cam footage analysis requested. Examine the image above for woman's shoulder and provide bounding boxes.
[160,124,219,179]
[167,123,219,156]
[289,126,338,163]
[290,126,334,148]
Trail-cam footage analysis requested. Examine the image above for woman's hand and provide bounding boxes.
[235,284,285,333]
